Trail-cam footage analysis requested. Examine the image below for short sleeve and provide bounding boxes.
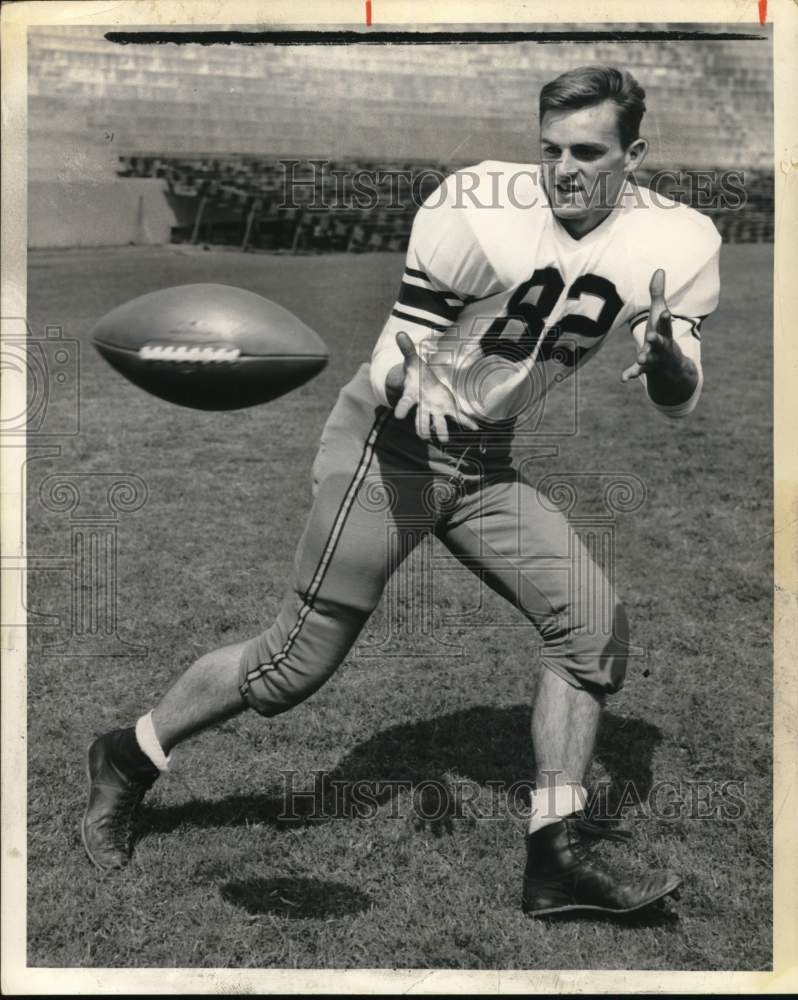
[369,172,497,405]
[628,208,721,419]
[628,208,721,336]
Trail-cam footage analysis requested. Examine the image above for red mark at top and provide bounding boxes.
[758,0,766,25]
[366,0,372,25]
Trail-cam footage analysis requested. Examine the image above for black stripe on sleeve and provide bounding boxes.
[671,313,704,339]
[404,266,430,282]
[390,308,450,332]
[630,311,705,339]
[397,280,461,322]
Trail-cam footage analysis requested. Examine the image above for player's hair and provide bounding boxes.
[539,66,647,148]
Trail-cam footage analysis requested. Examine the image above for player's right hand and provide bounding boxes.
[392,332,479,444]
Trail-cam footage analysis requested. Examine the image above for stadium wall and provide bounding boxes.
[29,26,773,172]
[27,25,773,248]
[28,179,175,249]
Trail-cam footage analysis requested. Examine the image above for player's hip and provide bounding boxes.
[314,363,514,487]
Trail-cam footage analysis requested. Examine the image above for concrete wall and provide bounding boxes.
[29,26,774,177]
[28,178,176,248]
[26,26,773,247]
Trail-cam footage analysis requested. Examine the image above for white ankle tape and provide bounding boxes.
[528,783,587,834]
[135,711,171,772]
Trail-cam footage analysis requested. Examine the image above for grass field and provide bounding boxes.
[25,241,772,971]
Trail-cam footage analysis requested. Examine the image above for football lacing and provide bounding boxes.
[139,344,241,363]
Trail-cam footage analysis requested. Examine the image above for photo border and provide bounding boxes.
[2,0,795,994]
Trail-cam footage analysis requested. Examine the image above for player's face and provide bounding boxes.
[540,100,647,235]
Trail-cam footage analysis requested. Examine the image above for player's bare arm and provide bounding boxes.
[387,331,479,444]
[620,268,700,406]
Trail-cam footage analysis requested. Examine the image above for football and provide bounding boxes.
[91,283,329,410]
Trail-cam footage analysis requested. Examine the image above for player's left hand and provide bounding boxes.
[621,269,683,383]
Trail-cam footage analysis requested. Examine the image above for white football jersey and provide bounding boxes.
[370,161,721,426]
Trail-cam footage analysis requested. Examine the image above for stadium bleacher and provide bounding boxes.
[114,154,774,251]
[28,25,774,249]
[113,155,452,252]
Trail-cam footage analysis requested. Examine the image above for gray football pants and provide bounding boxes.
[239,364,629,715]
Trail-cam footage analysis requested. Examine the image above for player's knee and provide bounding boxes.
[597,599,630,693]
[236,596,368,717]
[541,599,630,695]
[237,631,338,717]
[241,661,337,717]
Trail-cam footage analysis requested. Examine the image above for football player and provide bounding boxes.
[82,66,720,917]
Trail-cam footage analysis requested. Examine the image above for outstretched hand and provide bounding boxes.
[392,332,479,444]
[621,269,680,383]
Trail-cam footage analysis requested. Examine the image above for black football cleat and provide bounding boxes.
[522,814,682,917]
[81,728,160,872]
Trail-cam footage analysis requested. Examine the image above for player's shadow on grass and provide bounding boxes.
[219,876,371,919]
[536,904,681,929]
[141,705,661,834]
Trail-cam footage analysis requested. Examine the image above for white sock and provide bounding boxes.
[528,782,587,834]
[135,711,171,772]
